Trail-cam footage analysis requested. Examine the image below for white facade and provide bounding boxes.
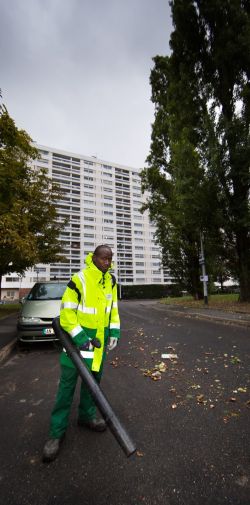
[2,144,170,299]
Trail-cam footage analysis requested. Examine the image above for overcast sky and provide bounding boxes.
[1,0,172,168]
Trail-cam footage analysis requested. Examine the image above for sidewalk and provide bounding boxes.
[133,299,250,328]
[158,301,250,327]
[0,313,18,363]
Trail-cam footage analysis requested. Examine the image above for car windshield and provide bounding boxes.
[27,283,67,301]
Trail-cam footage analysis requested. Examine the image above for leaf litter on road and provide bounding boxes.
[121,325,249,421]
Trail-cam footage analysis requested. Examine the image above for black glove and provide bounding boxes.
[79,337,101,351]
[91,337,101,348]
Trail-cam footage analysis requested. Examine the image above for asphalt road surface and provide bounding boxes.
[0,300,249,505]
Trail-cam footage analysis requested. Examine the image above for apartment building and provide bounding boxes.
[2,144,169,299]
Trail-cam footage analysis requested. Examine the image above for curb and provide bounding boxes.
[0,338,17,364]
[164,307,250,328]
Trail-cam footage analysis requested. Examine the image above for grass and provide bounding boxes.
[0,303,20,319]
[161,293,250,314]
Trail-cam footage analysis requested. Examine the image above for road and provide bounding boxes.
[0,300,249,505]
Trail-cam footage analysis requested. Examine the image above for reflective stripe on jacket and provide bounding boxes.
[60,253,120,372]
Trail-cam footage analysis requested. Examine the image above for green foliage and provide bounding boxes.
[142,0,250,301]
[0,98,66,291]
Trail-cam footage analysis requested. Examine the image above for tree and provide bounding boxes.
[141,51,223,298]
[142,0,250,301]
[0,97,66,298]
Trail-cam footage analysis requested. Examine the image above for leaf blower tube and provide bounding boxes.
[52,317,136,457]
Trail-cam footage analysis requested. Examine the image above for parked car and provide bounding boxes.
[17,281,67,343]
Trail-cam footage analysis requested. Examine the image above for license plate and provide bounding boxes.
[42,328,54,335]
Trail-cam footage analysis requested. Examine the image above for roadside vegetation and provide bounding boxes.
[0,303,20,319]
[162,294,250,314]
[141,1,250,302]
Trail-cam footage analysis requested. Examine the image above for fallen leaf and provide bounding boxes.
[151,371,162,381]
[155,362,167,373]
[196,394,204,403]
[230,356,241,364]
[110,361,118,368]
[169,387,177,393]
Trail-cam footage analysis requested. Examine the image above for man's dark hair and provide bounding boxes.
[94,244,112,256]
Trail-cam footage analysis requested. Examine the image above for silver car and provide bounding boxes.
[17,281,67,343]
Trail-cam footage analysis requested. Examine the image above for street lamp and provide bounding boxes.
[117,243,122,300]
[199,233,208,305]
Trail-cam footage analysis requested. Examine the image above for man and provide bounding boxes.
[42,245,120,462]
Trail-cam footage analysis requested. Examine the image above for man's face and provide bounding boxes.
[93,248,112,273]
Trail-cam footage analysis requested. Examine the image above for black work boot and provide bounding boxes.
[78,418,107,432]
[42,438,63,462]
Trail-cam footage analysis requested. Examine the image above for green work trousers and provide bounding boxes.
[49,362,103,439]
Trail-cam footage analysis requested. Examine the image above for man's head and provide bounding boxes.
[92,245,113,273]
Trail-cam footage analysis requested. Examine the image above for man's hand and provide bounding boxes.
[91,337,101,348]
[79,337,101,350]
[108,337,118,351]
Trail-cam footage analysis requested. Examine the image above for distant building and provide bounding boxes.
[2,144,171,299]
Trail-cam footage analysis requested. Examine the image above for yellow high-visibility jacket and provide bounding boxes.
[59,253,120,371]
